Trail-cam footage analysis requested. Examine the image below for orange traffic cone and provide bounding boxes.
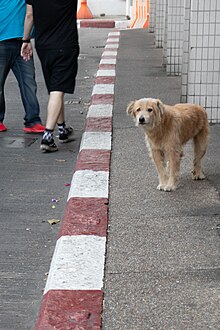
[77,0,93,19]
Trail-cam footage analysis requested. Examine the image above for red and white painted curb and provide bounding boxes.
[77,19,130,29]
[35,31,120,329]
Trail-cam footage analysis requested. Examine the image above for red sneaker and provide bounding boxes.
[23,123,45,133]
[0,122,7,132]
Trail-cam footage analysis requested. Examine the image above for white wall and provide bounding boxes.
[87,0,126,16]
[185,0,220,122]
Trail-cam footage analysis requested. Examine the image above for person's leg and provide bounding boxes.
[38,47,78,152]
[0,41,12,125]
[40,91,64,152]
[45,91,64,129]
[12,52,43,127]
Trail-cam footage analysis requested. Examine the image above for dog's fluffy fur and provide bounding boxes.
[127,98,209,191]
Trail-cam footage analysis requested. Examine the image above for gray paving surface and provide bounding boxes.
[102,29,220,330]
[0,28,111,330]
[0,27,220,330]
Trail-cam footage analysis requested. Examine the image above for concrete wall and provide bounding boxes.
[166,0,184,75]
[150,0,220,122]
[184,0,220,122]
[149,0,156,32]
[87,0,126,16]
[155,0,166,48]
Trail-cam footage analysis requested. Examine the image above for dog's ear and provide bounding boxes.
[156,99,165,115]
[126,101,135,116]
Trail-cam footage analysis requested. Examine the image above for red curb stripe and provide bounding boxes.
[91,94,114,105]
[75,150,111,172]
[35,290,103,329]
[59,197,108,237]
[80,20,115,28]
[95,76,116,84]
[84,117,112,132]
[35,31,119,330]
[99,64,116,69]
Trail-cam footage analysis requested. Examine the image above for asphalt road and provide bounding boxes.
[0,28,111,330]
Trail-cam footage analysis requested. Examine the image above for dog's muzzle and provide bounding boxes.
[139,116,145,124]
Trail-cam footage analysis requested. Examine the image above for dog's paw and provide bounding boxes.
[163,184,176,192]
[157,184,165,191]
[192,171,205,180]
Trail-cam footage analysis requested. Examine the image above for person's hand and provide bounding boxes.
[21,42,33,61]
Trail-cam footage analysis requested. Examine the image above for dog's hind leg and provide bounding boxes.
[192,129,208,180]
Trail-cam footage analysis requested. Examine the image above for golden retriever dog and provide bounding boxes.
[127,98,209,191]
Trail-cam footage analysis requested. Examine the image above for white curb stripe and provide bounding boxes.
[102,51,117,57]
[68,170,109,199]
[107,38,119,43]
[44,235,106,294]
[92,84,114,95]
[105,44,119,49]
[80,132,111,151]
[35,31,121,328]
[96,70,116,77]
[109,32,120,36]
[100,58,117,65]
[87,104,113,118]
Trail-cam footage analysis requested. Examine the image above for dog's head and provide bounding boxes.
[126,98,165,129]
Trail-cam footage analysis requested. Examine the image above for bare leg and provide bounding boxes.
[45,91,64,130]
[57,100,65,125]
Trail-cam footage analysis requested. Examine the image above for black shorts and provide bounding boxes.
[37,46,79,94]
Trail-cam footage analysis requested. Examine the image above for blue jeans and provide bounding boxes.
[0,39,42,127]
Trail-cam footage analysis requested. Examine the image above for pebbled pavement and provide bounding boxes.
[102,29,220,330]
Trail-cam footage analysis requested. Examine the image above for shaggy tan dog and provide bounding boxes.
[127,98,209,191]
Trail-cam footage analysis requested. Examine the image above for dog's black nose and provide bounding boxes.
[139,116,145,124]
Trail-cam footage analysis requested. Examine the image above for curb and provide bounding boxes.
[78,19,130,29]
[35,31,120,329]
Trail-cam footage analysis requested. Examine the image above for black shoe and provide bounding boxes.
[40,138,58,152]
[59,126,73,143]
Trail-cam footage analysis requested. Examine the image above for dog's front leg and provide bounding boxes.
[151,149,168,190]
[164,150,180,191]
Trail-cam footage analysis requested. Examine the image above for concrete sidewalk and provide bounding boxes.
[102,29,220,329]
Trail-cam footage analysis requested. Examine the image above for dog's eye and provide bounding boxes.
[136,108,141,112]
[148,108,153,112]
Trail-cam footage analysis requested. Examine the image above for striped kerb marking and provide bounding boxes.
[100,58,117,64]
[59,197,109,237]
[105,43,119,49]
[35,31,120,329]
[79,132,112,150]
[43,235,106,293]
[92,84,114,94]
[75,150,111,171]
[87,104,113,117]
[97,70,116,76]
[85,117,112,132]
[67,170,109,199]
[102,51,118,57]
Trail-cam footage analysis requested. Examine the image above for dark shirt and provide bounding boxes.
[26,0,78,49]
